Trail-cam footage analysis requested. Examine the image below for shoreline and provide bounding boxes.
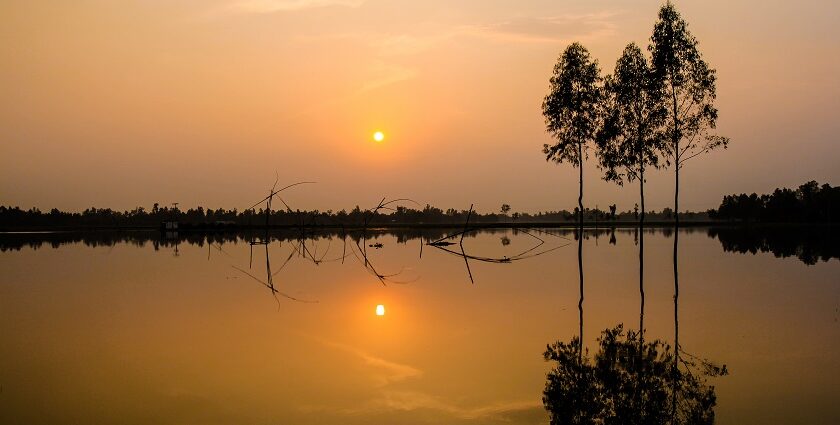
[2,221,837,233]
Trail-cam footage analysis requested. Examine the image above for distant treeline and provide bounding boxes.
[4,180,837,229]
[708,181,839,223]
[0,203,707,230]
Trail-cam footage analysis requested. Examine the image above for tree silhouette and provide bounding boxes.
[500,203,511,216]
[649,2,729,227]
[543,42,603,226]
[597,43,668,224]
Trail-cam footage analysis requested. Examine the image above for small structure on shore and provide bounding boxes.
[161,221,178,231]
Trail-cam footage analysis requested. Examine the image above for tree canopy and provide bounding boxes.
[542,42,603,168]
[649,3,728,170]
[597,43,668,186]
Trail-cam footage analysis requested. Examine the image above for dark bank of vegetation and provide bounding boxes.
[0,204,709,231]
[707,181,840,223]
[4,179,838,230]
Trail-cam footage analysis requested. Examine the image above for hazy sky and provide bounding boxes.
[1,0,838,213]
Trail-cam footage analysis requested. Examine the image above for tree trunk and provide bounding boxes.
[640,146,646,225]
[639,159,645,342]
[674,154,680,227]
[578,143,584,227]
[639,143,646,343]
[670,81,681,422]
[672,83,680,229]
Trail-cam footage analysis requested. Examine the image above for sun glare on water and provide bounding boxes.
[375,304,385,316]
[373,131,384,142]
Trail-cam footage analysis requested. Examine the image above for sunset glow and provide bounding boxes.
[2,1,840,424]
[2,1,837,212]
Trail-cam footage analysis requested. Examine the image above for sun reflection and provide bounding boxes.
[375,304,385,316]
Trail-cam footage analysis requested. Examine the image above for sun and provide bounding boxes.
[373,131,385,142]
[375,304,385,316]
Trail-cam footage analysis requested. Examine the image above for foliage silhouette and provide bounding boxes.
[649,2,729,226]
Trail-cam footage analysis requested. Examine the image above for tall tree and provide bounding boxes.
[597,43,668,224]
[542,42,603,226]
[649,2,729,226]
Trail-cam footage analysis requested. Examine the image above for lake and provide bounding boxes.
[1,227,838,424]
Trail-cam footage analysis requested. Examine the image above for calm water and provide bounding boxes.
[1,227,838,424]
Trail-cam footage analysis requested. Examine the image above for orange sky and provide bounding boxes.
[1,0,838,213]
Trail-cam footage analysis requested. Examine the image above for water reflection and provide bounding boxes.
[638,226,645,346]
[543,225,729,423]
[577,227,585,363]
[429,227,570,284]
[234,241,319,306]
[4,226,836,266]
[1,226,838,424]
[709,226,840,265]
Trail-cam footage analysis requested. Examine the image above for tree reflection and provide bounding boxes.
[543,325,727,425]
[639,225,645,347]
[576,225,585,363]
[543,227,728,424]
[708,226,840,265]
